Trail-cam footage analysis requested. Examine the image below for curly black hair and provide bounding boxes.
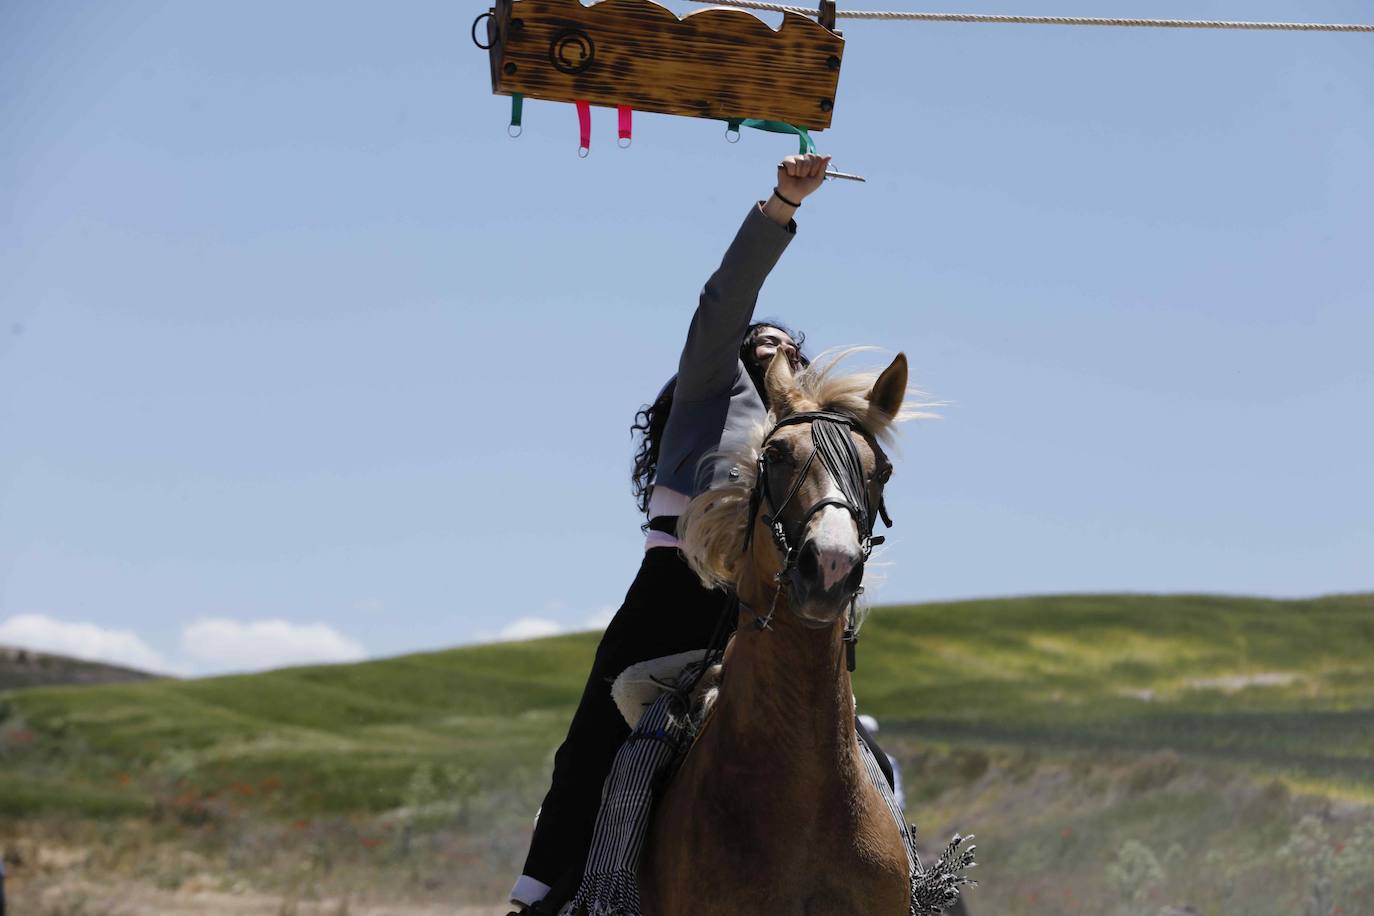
[630,320,808,515]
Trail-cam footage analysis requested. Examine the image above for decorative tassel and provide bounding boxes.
[910,832,978,915]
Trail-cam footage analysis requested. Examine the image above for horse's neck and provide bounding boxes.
[710,603,861,779]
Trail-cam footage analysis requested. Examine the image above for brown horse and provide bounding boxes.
[640,349,920,916]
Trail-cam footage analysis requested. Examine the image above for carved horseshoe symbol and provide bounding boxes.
[549,28,595,74]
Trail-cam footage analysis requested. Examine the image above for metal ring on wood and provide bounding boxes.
[471,11,495,50]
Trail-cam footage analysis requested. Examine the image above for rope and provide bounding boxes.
[686,0,1374,32]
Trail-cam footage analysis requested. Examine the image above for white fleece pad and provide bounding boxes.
[609,649,711,729]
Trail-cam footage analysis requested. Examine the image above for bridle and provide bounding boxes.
[741,410,895,664]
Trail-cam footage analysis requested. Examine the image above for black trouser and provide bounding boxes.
[519,547,895,888]
[521,548,735,886]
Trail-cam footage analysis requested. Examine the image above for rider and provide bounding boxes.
[510,153,889,912]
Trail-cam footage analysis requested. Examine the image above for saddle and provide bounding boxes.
[609,649,715,730]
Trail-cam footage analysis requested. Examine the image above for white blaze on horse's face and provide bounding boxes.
[805,480,862,593]
[785,433,872,626]
[770,424,876,626]
[757,349,909,626]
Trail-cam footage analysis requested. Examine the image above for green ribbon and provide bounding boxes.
[510,93,523,129]
[726,118,816,155]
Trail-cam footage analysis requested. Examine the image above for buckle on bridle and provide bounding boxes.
[767,517,790,554]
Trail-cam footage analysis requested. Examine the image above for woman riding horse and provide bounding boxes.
[508,153,895,913]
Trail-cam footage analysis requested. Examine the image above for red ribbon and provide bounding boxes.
[617,105,632,146]
[576,100,591,156]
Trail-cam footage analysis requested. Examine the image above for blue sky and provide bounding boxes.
[2,0,1371,674]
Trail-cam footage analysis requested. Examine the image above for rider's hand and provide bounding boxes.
[776,153,831,204]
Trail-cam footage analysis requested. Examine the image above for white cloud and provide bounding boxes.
[0,613,175,673]
[582,605,617,630]
[180,618,366,674]
[497,617,565,641]
[485,605,617,643]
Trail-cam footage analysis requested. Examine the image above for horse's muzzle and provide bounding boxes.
[787,538,865,625]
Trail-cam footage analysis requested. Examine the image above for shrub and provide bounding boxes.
[1106,839,1164,916]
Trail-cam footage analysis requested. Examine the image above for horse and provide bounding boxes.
[640,348,920,916]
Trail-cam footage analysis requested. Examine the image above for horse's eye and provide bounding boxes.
[764,443,794,465]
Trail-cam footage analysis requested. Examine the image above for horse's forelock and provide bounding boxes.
[794,347,933,445]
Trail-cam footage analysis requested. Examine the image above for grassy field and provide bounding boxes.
[2,593,1372,914]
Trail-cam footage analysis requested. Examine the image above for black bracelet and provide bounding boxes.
[772,187,802,208]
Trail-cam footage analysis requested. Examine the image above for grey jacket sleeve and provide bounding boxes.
[674,203,796,401]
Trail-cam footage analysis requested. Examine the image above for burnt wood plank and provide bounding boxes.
[488,0,844,130]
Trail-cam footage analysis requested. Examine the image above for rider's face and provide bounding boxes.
[751,327,800,370]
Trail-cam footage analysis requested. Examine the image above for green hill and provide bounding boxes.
[2,592,1371,820]
[0,643,158,692]
[3,593,1372,913]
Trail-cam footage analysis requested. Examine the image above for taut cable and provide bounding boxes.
[684,0,1374,33]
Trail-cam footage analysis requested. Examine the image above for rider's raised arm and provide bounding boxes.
[674,154,831,401]
[673,206,794,401]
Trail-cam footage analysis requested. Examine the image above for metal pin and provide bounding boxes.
[824,168,866,182]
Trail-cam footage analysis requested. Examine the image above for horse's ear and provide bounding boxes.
[764,350,800,416]
[867,352,908,421]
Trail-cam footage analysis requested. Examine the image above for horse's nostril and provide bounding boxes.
[798,541,821,581]
[843,561,864,594]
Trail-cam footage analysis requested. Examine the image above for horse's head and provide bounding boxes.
[750,351,907,625]
[680,349,919,630]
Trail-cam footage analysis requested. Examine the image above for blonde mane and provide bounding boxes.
[678,348,936,591]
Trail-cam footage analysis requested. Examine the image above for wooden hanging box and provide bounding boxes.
[482,0,845,131]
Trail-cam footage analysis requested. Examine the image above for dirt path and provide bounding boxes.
[18,879,511,916]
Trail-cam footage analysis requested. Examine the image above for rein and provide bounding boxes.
[741,410,894,667]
